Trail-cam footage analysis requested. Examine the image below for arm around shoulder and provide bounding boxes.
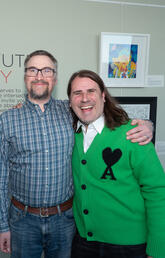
[126,119,153,145]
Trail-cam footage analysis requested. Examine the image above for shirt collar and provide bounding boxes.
[76,114,105,134]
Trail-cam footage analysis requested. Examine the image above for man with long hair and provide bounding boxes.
[68,70,165,258]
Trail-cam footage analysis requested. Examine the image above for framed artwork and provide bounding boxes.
[99,32,150,87]
[115,96,157,144]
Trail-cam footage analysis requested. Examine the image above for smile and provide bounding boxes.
[80,106,93,110]
[32,80,49,86]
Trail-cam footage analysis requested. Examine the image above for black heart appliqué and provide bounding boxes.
[101,147,122,180]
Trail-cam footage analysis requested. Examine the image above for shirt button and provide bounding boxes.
[46,168,48,170]
[87,232,93,237]
[81,160,87,165]
[83,209,88,215]
[81,184,86,190]
[45,150,48,153]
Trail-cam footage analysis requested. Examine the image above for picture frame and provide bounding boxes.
[99,32,150,87]
[115,96,157,144]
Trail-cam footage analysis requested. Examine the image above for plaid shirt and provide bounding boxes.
[0,97,74,232]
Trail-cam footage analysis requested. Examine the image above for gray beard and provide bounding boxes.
[29,88,49,100]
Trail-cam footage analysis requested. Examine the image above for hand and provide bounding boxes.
[12,102,23,109]
[0,231,11,253]
[126,119,153,145]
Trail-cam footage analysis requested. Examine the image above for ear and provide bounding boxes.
[54,77,58,85]
[102,92,106,102]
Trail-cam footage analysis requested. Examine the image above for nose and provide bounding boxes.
[81,92,89,102]
[36,70,44,80]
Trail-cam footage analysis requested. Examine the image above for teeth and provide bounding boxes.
[81,106,92,110]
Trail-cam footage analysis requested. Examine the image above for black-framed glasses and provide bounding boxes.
[25,67,56,78]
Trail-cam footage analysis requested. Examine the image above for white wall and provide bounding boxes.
[3,0,163,167]
[0,0,164,257]
[0,0,164,173]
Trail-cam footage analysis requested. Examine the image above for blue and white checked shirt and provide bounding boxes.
[0,96,74,232]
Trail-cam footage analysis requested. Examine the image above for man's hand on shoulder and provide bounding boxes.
[0,231,11,253]
[126,119,153,145]
[12,102,23,109]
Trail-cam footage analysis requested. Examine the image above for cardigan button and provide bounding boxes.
[83,209,89,214]
[81,184,86,190]
[81,159,87,165]
[87,232,93,237]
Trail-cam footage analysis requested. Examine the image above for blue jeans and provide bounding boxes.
[71,232,147,258]
[9,203,76,258]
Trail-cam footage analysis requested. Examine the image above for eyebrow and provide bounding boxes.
[72,88,96,93]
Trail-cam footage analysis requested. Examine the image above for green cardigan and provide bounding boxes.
[72,121,165,258]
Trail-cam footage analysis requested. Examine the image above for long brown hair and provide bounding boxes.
[67,69,129,131]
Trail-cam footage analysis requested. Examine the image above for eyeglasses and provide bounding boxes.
[25,67,56,78]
